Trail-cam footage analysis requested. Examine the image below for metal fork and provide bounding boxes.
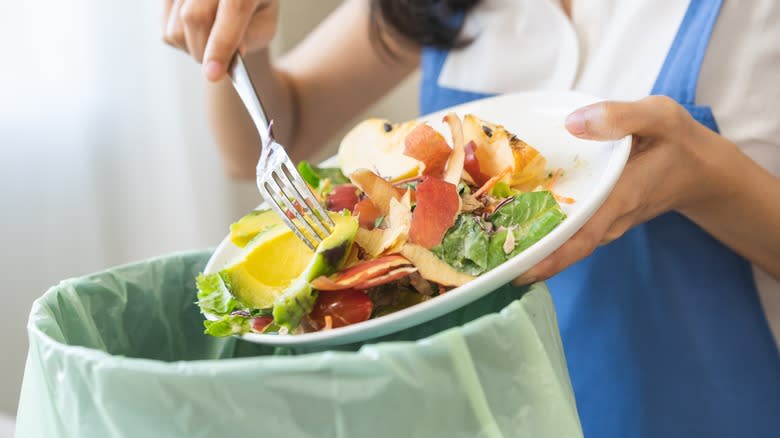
[227,54,335,250]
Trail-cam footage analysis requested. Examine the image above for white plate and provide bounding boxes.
[203,91,631,347]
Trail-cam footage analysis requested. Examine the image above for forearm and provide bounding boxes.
[206,0,419,180]
[206,50,295,179]
[679,127,780,279]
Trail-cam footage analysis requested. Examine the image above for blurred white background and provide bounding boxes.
[0,0,418,428]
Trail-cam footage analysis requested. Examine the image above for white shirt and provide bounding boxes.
[438,0,780,344]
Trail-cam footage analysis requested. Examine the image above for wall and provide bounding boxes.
[275,0,421,162]
[0,0,419,418]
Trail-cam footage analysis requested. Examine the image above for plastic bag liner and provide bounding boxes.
[17,250,582,438]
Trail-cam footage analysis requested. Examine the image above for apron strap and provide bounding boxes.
[651,0,724,103]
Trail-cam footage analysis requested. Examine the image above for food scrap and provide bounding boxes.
[197,113,569,336]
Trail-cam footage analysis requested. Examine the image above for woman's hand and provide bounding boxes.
[162,0,279,81]
[515,96,731,284]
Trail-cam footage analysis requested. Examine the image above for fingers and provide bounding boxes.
[202,0,260,81]
[513,174,638,285]
[242,2,279,52]
[180,1,219,63]
[512,97,696,286]
[565,95,691,141]
[161,0,174,39]
[512,225,602,286]
[161,0,274,81]
[163,0,186,50]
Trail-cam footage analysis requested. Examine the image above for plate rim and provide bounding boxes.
[203,90,631,347]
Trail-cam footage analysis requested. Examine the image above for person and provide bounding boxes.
[161,0,780,436]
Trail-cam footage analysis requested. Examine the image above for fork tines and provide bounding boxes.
[258,156,335,251]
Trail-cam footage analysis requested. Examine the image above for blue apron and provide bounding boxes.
[420,1,780,436]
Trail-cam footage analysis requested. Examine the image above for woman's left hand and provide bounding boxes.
[514,96,712,285]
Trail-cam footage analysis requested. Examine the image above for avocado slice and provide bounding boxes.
[221,224,314,309]
[272,214,359,330]
[216,212,359,331]
[229,209,281,247]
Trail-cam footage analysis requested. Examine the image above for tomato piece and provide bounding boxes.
[309,289,373,330]
[251,316,274,332]
[326,184,359,212]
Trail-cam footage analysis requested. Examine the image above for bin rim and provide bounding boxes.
[27,249,543,373]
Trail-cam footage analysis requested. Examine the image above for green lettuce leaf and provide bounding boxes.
[203,314,251,337]
[486,228,510,270]
[196,273,238,316]
[433,215,490,275]
[433,191,566,274]
[297,160,350,194]
[491,191,566,257]
[490,181,520,198]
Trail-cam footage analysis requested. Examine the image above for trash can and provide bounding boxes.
[16,250,582,437]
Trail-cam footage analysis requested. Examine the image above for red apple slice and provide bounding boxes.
[400,244,475,287]
[463,141,491,186]
[350,169,401,216]
[353,198,383,229]
[403,124,452,178]
[409,177,460,249]
[311,254,412,291]
[326,184,359,212]
[352,266,417,289]
[442,113,466,185]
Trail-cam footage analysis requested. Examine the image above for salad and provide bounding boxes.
[196,113,570,337]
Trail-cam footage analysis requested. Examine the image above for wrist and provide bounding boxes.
[672,122,742,218]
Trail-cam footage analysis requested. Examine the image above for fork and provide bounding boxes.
[227,54,335,250]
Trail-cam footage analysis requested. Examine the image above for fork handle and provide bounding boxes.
[227,53,273,146]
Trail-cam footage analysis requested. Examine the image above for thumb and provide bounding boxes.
[202,0,258,81]
[564,96,685,141]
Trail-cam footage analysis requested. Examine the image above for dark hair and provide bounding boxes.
[369,0,480,56]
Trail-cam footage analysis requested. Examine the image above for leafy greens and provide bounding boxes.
[432,215,489,275]
[433,191,565,275]
[196,273,238,316]
[297,161,350,195]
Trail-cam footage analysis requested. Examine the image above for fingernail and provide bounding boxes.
[565,109,586,136]
[203,60,224,81]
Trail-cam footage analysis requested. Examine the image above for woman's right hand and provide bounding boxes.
[162,0,279,81]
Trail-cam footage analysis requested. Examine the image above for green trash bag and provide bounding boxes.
[17,250,582,438]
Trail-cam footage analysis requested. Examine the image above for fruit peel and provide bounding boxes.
[400,243,475,287]
[409,177,460,249]
[311,254,412,291]
[349,169,401,216]
[403,123,452,178]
